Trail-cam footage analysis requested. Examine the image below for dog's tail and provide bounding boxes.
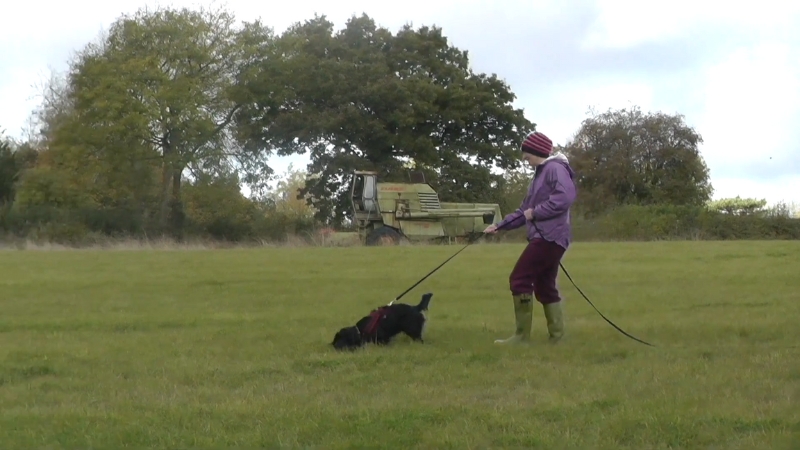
[415,293,433,312]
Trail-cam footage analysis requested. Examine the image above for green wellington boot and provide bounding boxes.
[494,293,533,344]
[542,301,564,343]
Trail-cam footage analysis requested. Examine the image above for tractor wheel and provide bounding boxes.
[365,226,403,246]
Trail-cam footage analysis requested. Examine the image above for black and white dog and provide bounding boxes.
[331,293,433,351]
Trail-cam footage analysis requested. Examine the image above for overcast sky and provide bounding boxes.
[2,0,799,206]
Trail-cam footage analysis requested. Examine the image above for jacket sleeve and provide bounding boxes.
[532,164,576,221]
[497,208,526,231]
[496,178,533,230]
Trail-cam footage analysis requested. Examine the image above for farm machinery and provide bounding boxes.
[349,170,503,245]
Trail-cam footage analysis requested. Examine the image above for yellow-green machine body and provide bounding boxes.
[349,170,503,245]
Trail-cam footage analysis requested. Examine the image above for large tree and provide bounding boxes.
[562,106,714,215]
[0,134,15,206]
[42,5,276,236]
[0,132,38,206]
[239,14,535,225]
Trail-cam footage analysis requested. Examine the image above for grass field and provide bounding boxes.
[1,240,799,448]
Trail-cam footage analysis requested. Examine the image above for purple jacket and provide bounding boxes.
[496,154,577,249]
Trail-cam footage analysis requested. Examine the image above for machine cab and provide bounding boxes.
[351,171,378,213]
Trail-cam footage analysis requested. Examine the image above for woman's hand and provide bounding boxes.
[524,208,534,221]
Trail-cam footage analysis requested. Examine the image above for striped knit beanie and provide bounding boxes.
[521,131,552,158]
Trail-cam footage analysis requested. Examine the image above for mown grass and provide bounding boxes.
[1,240,798,448]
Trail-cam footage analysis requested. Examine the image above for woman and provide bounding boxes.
[484,131,577,344]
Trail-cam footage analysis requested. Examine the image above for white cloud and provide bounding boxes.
[694,42,799,180]
[583,0,800,49]
[540,79,655,144]
[0,68,39,137]
[697,40,800,207]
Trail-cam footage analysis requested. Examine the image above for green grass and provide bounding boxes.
[1,241,799,449]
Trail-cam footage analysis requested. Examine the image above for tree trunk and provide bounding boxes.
[159,161,172,234]
[169,168,185,241]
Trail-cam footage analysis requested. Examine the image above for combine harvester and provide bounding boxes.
[349,170,503,246]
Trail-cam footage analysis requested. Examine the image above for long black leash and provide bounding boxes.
[388,231,486,305]
[529,221,655,347]
[388,219,655,347]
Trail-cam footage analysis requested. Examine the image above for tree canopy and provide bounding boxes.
[32,6,276,237]
[562,106,714,216]
[707,196,768,216]
[0,133,38,206]
[238,14,535,224]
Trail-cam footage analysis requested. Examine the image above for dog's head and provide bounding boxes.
[331,326,363,351]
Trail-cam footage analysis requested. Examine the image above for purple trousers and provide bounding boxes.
[509,238,566,304]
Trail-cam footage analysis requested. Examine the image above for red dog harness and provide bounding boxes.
[364,307,388,336]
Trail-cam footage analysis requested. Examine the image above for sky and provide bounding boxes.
[2,0,799,207]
